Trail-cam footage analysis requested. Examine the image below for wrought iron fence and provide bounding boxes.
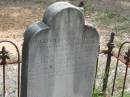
[0,33,130,97]
[94,32,130,97]
[0,41,21,97]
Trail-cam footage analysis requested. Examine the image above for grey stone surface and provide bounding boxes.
[21,2,99,97]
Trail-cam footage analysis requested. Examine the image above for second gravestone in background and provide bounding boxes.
[21,2,99,97]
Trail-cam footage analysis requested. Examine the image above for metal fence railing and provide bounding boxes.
[94,32,130,97]
[0,41,21,97]
[0,34,130,97]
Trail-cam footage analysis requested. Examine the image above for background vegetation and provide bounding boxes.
[84,1,130,97]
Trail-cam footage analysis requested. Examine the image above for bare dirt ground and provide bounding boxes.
[0,1,46,59]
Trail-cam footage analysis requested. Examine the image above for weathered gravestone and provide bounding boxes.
[21,2,99,97]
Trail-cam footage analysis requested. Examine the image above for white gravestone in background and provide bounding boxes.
[21,2,99,97]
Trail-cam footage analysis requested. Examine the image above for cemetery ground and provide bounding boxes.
[0,0,130,97]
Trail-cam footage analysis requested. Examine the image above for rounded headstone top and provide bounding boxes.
[43,2,84,25]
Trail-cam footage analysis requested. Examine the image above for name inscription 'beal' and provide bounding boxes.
[32,39,57,44]
[32,39,57,48]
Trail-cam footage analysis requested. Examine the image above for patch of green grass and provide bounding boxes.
[123,91,130,97]
[84,1,130,34]
[93,89,105,97]
[84,0,95,13]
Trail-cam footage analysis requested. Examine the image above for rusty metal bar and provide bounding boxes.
[101,50,130,67]
[0,41,21,97]
[111,41,130,96]
[111,51,130,67]
[102,32,115,94]
[0,60,22,65]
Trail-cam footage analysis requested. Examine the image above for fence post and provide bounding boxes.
[0,41,21,97]
[0,46,10,97]
[102,32,115,94]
